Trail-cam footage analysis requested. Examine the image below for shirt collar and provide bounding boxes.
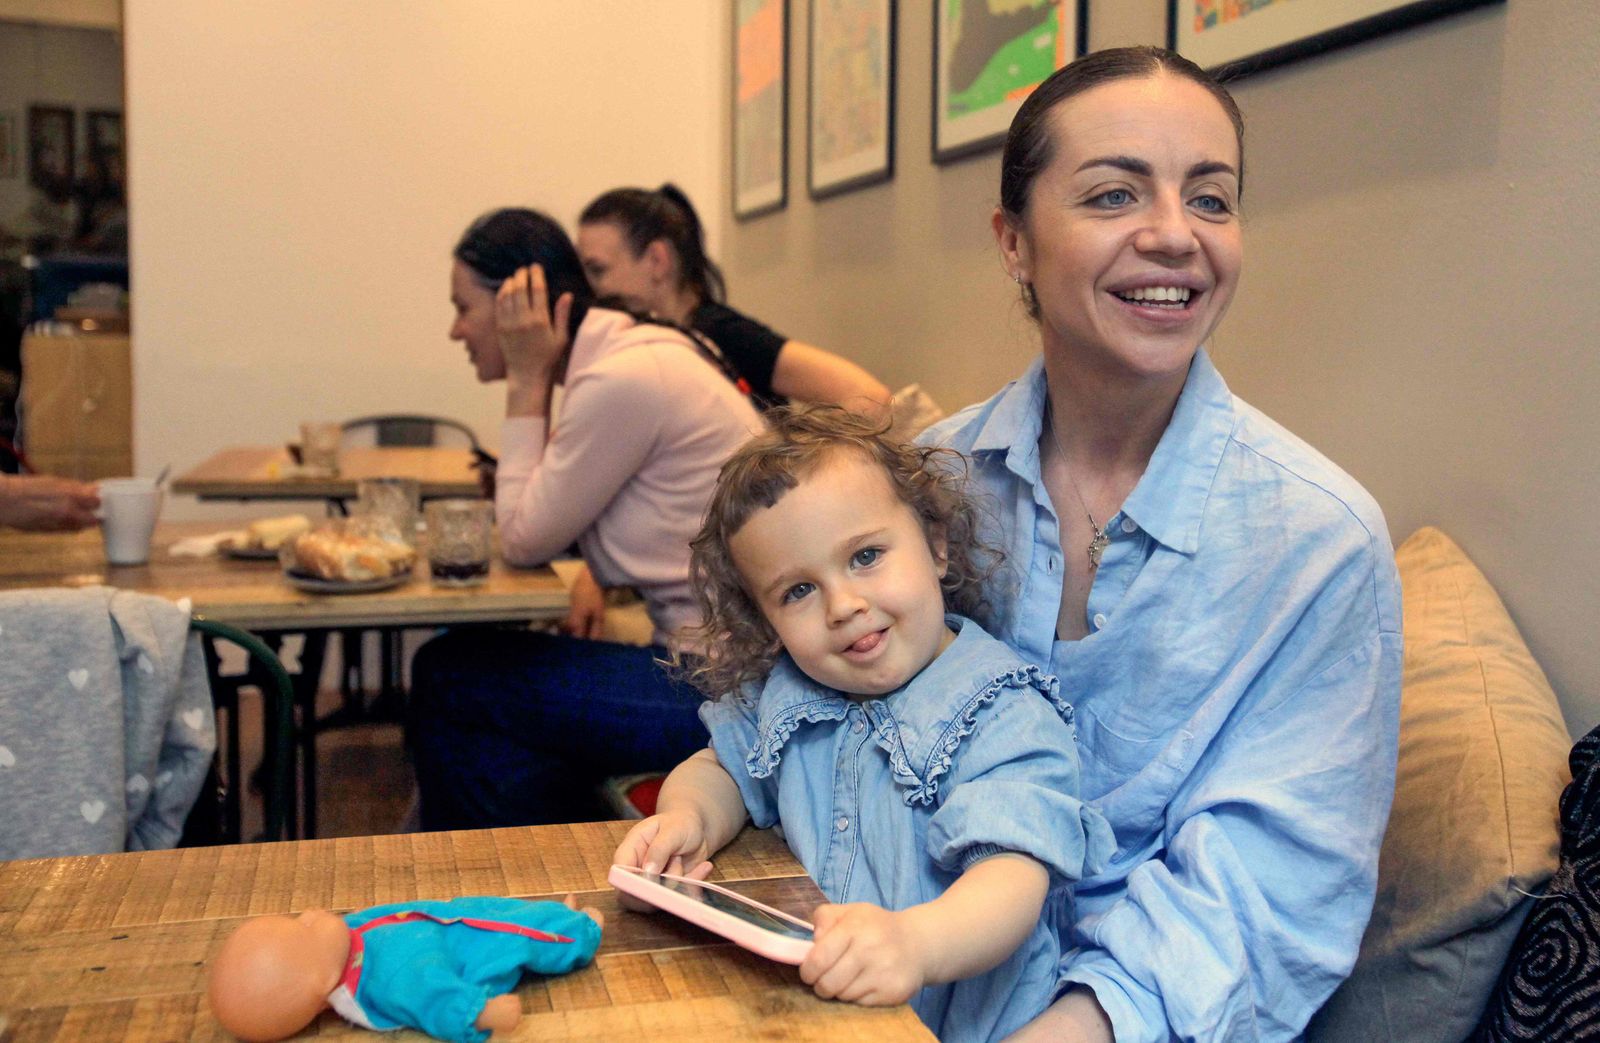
[1118,348,1236,555]
[967,350,1236,556]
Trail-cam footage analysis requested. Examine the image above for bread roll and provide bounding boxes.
[290,529,416,581]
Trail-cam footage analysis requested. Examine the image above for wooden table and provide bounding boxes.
[0,522,567,633]
[0,522,570,838]
[0,823,934,1042]
[173,446,481,502]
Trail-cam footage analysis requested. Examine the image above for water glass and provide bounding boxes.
[424,499,493,586]
[356,477,421,545]
[299,421,342,476]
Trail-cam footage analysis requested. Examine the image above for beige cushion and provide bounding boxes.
[1307,527,1570,1041]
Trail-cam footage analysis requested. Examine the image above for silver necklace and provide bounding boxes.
[1046,406,1109,570]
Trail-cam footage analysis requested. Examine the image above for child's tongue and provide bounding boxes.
[849,630,883,654]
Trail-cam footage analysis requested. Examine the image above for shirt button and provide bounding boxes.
[835,816,849,832]
[1120,517,1138,534]
[851,717,865,733]
[1093,613,1108,630]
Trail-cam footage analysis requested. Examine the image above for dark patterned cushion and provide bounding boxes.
[1474,722,1600,1041]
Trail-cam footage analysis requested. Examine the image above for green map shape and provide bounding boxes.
[947,3,1058,118]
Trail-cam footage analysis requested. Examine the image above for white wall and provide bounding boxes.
[124,0,724,517]
[720,0,1600,734]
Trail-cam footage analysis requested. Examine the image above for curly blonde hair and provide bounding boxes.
[684,405,1001,700]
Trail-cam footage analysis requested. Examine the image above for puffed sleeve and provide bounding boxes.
[699,691,780,828]
[926,689,1115,883]
[494,355,663,566]
[1060,626,1403,1043]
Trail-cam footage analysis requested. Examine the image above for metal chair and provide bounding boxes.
[339,413,482,452]
[189,617,296,843]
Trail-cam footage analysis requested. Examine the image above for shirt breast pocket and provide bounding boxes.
[1078,704,1194,869]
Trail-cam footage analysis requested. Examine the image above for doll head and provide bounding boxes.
[208,909,351,1041]
[688,405,1001,698]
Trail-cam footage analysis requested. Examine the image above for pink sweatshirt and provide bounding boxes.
[496,308,765,645]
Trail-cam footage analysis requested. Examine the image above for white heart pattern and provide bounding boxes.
[181,708,205,733]
[137,653,155,675]
[68,669,89,690]
[80,799,106,824]
[155,770,173,789]
[126,773,149,794]
[175,597,193,615]
[0,745,14,769]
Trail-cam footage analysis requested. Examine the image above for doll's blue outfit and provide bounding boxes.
[701,615,1115,1043]
[326,896,602,1043]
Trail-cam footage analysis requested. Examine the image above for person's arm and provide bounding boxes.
[558,561,607,639]
[0,473,100,531]
[494,341,663,567]
[800,852,1049,1006]
[1052,602,1402,1041]
[494,264,571,420]
[611,748,750,909]
[770,340,891,418]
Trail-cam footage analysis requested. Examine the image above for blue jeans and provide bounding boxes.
[408,628,708,829]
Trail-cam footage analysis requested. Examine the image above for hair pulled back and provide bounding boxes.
[684,405,1002,699]
[579,184,727,305]
[999,46,1245,223]
[453,207,595,342]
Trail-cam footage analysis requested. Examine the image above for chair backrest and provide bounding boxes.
[191,617,295,843]
[341,414,482,451]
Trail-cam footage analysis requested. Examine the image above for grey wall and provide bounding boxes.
[719,0,1599,734]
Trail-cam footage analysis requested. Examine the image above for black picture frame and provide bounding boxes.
[808,0,897,200]
[27,104,75,202]
[1167,0,1505,81]
[932,0,1086,165]
[733,0,790,221]
[84,109,124,201]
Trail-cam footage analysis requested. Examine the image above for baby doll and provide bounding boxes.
[207,895,602,1042]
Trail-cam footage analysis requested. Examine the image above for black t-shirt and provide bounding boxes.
[689,301,787,406]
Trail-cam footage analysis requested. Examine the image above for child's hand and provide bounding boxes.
[799,903,927,1006]
[611,811,715,912]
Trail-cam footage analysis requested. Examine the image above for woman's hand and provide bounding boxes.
[495,264,572,416]
[559,562,607,640]
[800,903,928,1006]
[0,474,101,531]
[611,810,715,911]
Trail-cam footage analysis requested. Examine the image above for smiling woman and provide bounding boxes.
[923,48,1403,1043]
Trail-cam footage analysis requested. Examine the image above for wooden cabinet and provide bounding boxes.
[18,330,132,480]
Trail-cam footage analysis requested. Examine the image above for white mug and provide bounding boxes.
[99,477,164,565]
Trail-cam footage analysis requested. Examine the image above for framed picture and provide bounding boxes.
[733,0,790,220]
[0,113,17,179]
[28,104,75,201]
[933,0,1085,164]
[85,109,124,200]
[808,0,896,200]
[1168,0,1505,80]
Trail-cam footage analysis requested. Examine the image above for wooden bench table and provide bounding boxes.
[0,823,935,1041]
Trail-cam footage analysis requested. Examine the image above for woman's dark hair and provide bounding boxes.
[579,184,727,305]
[453,207,595,343]
[999,46,1246,222]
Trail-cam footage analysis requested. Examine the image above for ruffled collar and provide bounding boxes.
[744,616,1071,805]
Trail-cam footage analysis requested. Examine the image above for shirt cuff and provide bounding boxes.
[1059,950,1167,1043]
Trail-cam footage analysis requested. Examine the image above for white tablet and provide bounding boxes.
[608,863,816,965]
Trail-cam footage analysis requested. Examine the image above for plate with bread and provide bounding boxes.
[279,518,417,594]
[219,515,314,559]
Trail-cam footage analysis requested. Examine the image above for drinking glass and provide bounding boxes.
[356,477,421,545]
[424,499,494,586]
[299,421,342,476]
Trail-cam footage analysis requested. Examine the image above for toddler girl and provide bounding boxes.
[613,407,1114,1043]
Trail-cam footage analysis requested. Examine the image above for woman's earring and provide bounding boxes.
[1013,272,1023,286]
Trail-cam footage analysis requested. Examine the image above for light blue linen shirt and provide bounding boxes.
[922,350,1403,1043]
[701,616,1116,1043]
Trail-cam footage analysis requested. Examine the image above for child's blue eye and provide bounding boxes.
[851,547,882,568]
[781,582,814,605]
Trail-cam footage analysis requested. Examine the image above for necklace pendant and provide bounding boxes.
[1087,528,1109,570]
